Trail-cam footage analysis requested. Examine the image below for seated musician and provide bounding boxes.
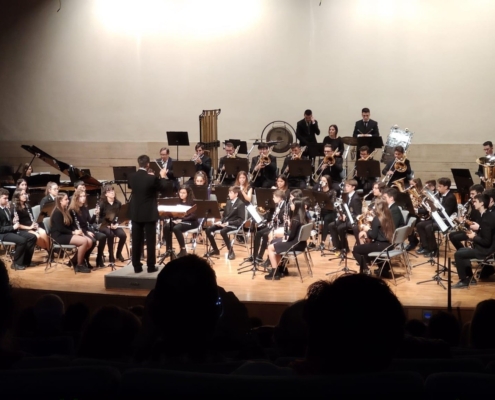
[322,124,344,166]
[191,171,210,200]
[449,184,484,252]
[98,184,127,265]
[16,179,28,192]
[475,141,494,187]
[250,143,277,188]
[252,189,286,264]
[205,186,245,260]
[452,194,495,288]
[328,179,362,256]
[21,163,33,179]
[163,185,198,258]
[352,199,394,275]
[265,199,309,280]
[156,147,178,191]
[12,189,50,252]
[69,189,107,269]
[316,144,343,194]
[235,171,253,205]
[415,177,458,258]
[354,145,376,195]
[217,142,237,186]
[382,146,412,187]
[382,188,405,229]
[312,175,337,251]
[281,143,308,189]
[271,174,291,200]
[405,178,432,250]
[39,182,59,210]
[192,143,212,179]
[50,192,93,273]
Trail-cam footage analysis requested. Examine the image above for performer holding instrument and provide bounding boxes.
[313,175,337,250]
[250,143,277,188]
[191,143,212,179]
[313,144,342,194]
[322,124,344,166]
[382,146,412,186]
[281,143,308,189]
[476,141,495,188]
[235,171,253,205]
[216,142,238,186]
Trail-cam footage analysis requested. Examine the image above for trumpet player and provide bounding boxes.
[191,143,211,178]
[316,145,343,193]
[250,143,276,188]
[382,146,412,187]
[281,143,308,189]
[217,142,236,186]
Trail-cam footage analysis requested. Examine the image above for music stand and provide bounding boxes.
[173,161,196,186]
[38,202,56,223]
[167,131,189,161]
[228,140,248,155]
[451,168,474,203]
[213,186,230,204]
[194,200,222,265]
[99,203,130,228]
[288,159,312,178]
[87,195,98,209]
[238,204,265,278]
[224,158,249,178]
[356,160,381,180]
[112,166,136,203]
[255,188,275,211]
[307,143,325,160]
[191,185,209,201]
[302,189,315,207]
[357,136,384,152]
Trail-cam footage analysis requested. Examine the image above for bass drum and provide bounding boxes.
[381,125,413,164]
[261,121,295,155]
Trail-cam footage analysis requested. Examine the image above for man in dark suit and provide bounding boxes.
[352,107,380,138]
[216,142,237,186]
[0,188,36,270]
[129,155,168,273]
[192,143,212,178]
[155,146,178,193]
[416,177,458,258]
[296,109,320,146]
[328,179,362,254]
[382,188,405,229]
[205,186,245,260]
[382,145,412,187]
[250,143,277,188]
[453,193,495,288]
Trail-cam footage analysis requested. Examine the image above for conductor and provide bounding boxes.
[130,154,168,273]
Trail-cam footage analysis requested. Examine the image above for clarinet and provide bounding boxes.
[283,200,290,240]
[26,202,39,232]
[71,209,83,235]
[94,194,100,232]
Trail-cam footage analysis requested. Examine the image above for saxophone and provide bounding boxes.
[357,191,375,231]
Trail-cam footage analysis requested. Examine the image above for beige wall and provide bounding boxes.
[0,0,494,146]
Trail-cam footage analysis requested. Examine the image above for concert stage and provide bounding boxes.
[7,243,492,325]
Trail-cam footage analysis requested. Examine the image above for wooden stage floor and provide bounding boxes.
[7,238,495,322]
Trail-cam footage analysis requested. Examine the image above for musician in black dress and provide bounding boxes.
[0,188,37,270]
[205,186,245,260]
[272,175,291,200]
[352,199,394,274]
[352,107,380,138]
[235,171,253,205]
[312,175,337,250]
[192,143,212,178]
[382,146,412,187]
[163,185,199,258]
[295,109,320,147]
[322,124,344,166]
[98,184,127,265]
[316,144,343,194]
[50,192,93,273]
[16,179,28,192]
[250,143,277,188]
[265,199,309,280]
[217,142,237,186]
[281,143,308,189]
[39,182,59,218]
[12,189,50,252]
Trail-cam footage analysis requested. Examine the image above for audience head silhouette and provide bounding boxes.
[470,299,495,349]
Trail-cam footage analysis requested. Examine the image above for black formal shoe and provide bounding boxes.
[405,243,417,251]
[134,266,143,273]
[177,249,188,258]
[282,267,289,276]
[75,264,91,273]
[116,253,125,262]
[147,266,159,273]
[264,269,281,280]
[416,247,428,254]
[469,277,477,286]
[452,280,469,289]
[425,249,438,258]
[11,264,26,271]
[236,236,245,244]
[28,262,38,267]
[228,251,235,260]
[204,250,220,257]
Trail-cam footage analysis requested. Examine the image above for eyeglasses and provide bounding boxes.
[160,153,167,156]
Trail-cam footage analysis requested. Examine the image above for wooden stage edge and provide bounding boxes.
[7,244,495,325]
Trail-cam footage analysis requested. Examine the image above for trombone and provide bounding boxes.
[283,146,306,177]
[215,145,239,185]
[312,154,335,182]
[382,150,408,184]
[251,146,273,182]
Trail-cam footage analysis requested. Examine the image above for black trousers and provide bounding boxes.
[85,231,107,260]
[416,219,439,251]
[163,221,199,249]
[253,227,271,259]
[454,247,476,280]
[320,211,337,242]
[328,220,360,251]
[449,230,468,250]
[131,221,156,269]
[99,227,127,261]
[1,231,37,266]
[205,225,236,252]
[352,241,390,273]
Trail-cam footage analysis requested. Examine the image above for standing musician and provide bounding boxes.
[191,143,212,179]
[204,186,245,260]
[11,189,50,252]
[316,144,343,194]
[129,155,168,274]
[235,171,253,205]
[252,189,286,264]
[97,184,128,266]
[250,143,277,188]
[281,143,308,189]
[162,185,198,259]
[295,109,320,147]
[50,192,93,273]
[352,199,394,275]
[452,193,495,288]
[476,141,495,187]
[322,125,344,166]
[382,146,412,186]
[352,107,380,138]
[69,189,107,269]
[415,177,458,258]
[0,188,37,271]
[354,145,377,195]
[313,175,337,251]
[217,142,237,186]
[272,175,291,200]
[156,147,178,191]
[328,179,362,255]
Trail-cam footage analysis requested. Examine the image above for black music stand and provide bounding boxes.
[38,202,56,223]
[307,143,325,160]
[288,159,312,178]
[213,186,230,205]
[228,140,248,155]
[191,185,209,200]
[87,195,98,209]
[451,168,474,203]
[112,166,136,203]
[238,204,265,278]
[255,188,275,211]
[194,200,222,265]
[224,158,249,179]
[173,161,196,186]
[357,136,383,154]
[313,191,335,255]
[167,131,189,161]
[356,159,381,180]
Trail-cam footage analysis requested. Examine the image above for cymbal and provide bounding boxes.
[342,136,358,146]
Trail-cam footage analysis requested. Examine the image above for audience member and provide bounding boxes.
[470,299,495,350]
[404,319,427,338]
[32,294,65,336]
[273,299,307,358]
[428,311,461,347]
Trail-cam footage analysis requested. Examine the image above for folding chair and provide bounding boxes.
[274,223,314,282]
[43,217,78,273]
[369,225,411,285]
[183,218,204,255]
[469,251,495,288]
[0,238,16,267]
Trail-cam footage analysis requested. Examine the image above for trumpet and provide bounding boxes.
[312,155,335,182]
[191,153,203,163]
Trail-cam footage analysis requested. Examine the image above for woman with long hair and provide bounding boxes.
[266,199,309,280]
[16,179,28,192]
[312,175,337,250]
[235,171,253,204]
[50,192,92,273]
[98,185,127,265]
[352,199,395,275]
[39,182,59,210]
[21,163,33,178]
[322,124,344,165]
[69,189,107,268]
[163,185,199,258]
[11,189,51,252]
[193,171,208,186]
[272,174,290,200]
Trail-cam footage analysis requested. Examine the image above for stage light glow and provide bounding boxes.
[94,0,263,38]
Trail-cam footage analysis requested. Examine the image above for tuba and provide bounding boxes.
[476,156,495,189]
[391,177,407,192]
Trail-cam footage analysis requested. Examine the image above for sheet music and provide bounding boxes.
[246,204,263,224]
[158,205,191,213]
